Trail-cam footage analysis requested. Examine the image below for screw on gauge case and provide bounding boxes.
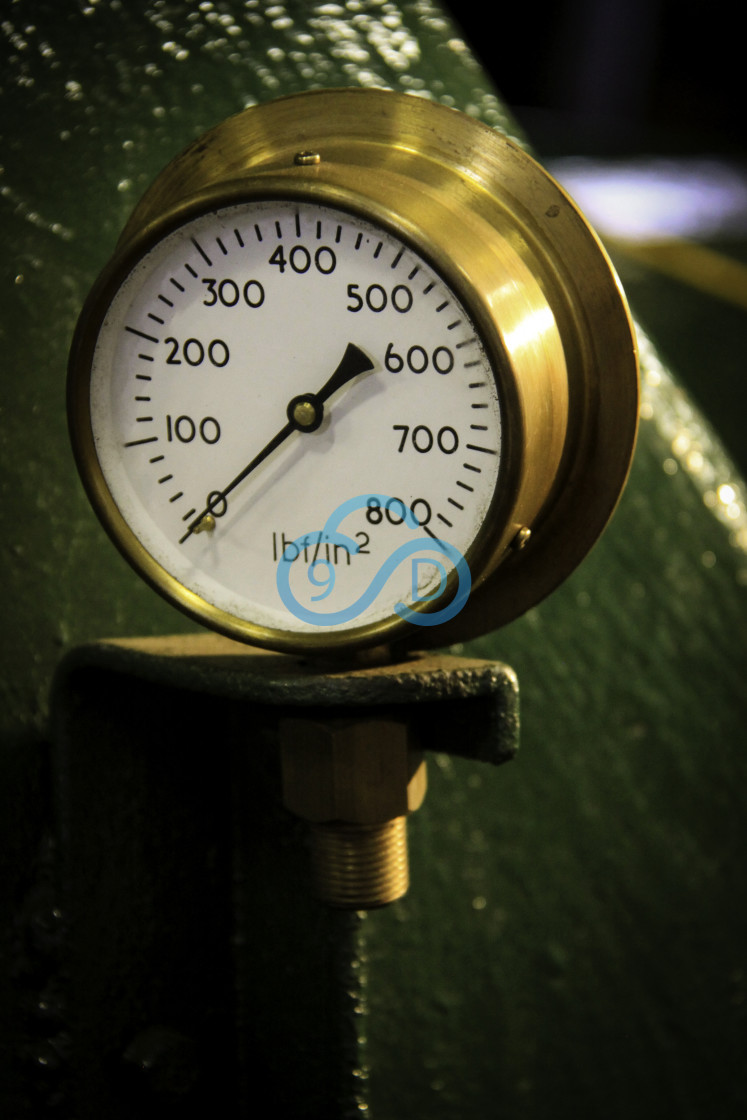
[67,88,638,657]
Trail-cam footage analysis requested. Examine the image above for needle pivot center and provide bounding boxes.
[288,395,321,431]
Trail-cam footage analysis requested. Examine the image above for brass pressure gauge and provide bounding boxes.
[68,89,638,655]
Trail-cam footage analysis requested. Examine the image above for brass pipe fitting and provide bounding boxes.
[279,716,427,909]
[310,818,409,909]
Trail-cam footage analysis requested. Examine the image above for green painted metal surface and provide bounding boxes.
[1,2,745,1117]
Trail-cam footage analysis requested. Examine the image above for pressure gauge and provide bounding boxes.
[68,89,638,655]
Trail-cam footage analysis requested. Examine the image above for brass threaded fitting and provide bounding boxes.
[311,817,409,909]
[280,715,424,908]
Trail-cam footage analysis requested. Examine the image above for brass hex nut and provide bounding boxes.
[279,716,427,824]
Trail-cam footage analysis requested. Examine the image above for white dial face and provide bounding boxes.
[89,199,502,642]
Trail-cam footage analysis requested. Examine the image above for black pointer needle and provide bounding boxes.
[179,342,375,544]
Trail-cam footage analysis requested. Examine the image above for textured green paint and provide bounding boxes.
[2,2,746,1117]
[612,243,747,478]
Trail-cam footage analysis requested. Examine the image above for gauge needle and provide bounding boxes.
[179,342,375,543]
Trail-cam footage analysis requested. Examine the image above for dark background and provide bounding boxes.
[451,0,744,157]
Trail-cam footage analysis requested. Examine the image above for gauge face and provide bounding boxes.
[84,197,502,646]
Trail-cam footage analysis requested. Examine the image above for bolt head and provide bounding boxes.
[280,717,426,823]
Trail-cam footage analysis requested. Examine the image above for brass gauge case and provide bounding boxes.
[69,89,638,651]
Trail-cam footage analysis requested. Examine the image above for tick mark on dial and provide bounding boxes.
[124,436,158,448]
[191,237,212,267]
[126,326,159,344]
